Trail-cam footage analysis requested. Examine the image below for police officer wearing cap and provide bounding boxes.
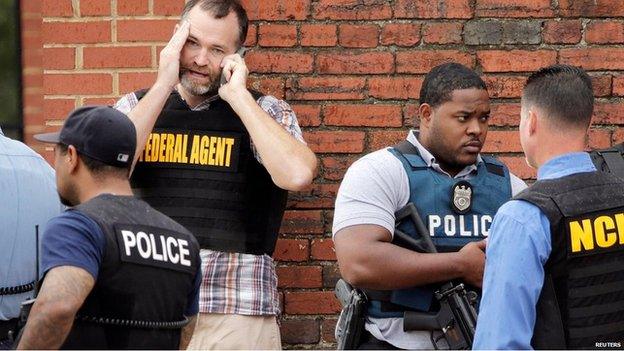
[474,65,624,349]
[0,128,60,349]
[333,63,527,349]
[16,106,201,350]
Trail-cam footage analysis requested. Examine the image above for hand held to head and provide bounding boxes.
[218,51,249,102]
[157,20,191,89]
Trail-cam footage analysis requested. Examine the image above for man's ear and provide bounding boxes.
[66,145,80,174]
[419,103,433,127]
[528,109,538,136]
[173,23,180,35]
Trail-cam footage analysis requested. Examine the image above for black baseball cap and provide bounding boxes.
[34,106,136,168]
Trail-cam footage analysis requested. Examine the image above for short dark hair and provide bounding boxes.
[58,143,129,180]
[523,64,594,128]
[181,0,249,47]
[419,62,487,108]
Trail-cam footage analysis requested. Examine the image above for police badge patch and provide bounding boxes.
[451,180,473,214]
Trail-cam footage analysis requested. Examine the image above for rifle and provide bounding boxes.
[395,203,478,350]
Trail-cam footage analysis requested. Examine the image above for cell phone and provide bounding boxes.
[220,47,247,86]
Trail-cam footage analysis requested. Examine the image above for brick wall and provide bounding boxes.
[25,0,624,348]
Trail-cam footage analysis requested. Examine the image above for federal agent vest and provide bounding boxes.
[367,141,512,318]
[515,171,624,349]
[61,194,200,349]
[130,90,288,255]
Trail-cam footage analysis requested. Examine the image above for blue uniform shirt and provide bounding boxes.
[0,130,61,320]
[473,152,597,350]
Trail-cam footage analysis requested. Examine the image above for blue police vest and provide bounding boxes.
[367,143,512,318]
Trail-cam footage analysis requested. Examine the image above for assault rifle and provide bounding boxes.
[334,203,479,350]
[394,203,478,350]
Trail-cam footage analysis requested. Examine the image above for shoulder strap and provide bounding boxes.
[393,139,419,156]
[390,140,428,170]
[596,147,624,175]
[481,155,506,177]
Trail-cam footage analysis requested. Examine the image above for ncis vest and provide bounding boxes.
[515,171,624,349]
[61,194,200,350]
[590,143,624,176]
[130,90,288,255]
[367,141,512,318]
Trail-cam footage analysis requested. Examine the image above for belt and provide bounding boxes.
[0,318,18,341]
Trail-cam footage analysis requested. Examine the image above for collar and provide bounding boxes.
[406,130,483,178]
[537,152,596,180]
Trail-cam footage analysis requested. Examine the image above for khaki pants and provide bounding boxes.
[187,313,282,350]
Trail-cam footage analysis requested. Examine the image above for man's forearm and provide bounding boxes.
[127,83,172,168]
[17,304,75,349]
[179,315,197,349]
[227,90,317,190]
[335,225,479,290]
[17,266,95,350]
[340,241,465,290]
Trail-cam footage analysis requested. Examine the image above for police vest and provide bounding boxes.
[61,194,200,349]
[514,171,624,349]
[367,141,512,318]
[590,143,624,176]
[130,90,288,255]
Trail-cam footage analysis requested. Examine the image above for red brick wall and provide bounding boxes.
[24,0,624,348]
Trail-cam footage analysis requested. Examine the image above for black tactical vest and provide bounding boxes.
[591,143,624,176]
[62,194,200,349]
[130,90,288,255]
[515,172,624,349]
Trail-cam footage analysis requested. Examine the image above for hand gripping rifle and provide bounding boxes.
[394,203,478,350]
[334,203,479,350]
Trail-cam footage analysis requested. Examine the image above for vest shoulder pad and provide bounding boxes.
[481,155,506,177]
[590,143,624,174]
[389,141,428,169]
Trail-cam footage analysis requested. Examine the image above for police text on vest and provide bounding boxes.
[120,229,192,266]
[428,215,492,237]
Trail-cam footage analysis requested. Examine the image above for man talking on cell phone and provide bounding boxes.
[114,0,317,349]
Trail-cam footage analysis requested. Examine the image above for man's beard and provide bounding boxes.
[58,189,79,207]
[179,68,220,96]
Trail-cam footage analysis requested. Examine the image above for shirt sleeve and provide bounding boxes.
[253,95,305,164]
[113,93,139,115]
[332,149,410,237]
[509,172,528,196]
[41,210,106,280]
[473,200,552,350]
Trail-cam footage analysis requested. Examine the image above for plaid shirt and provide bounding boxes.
[115,89,305,315]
